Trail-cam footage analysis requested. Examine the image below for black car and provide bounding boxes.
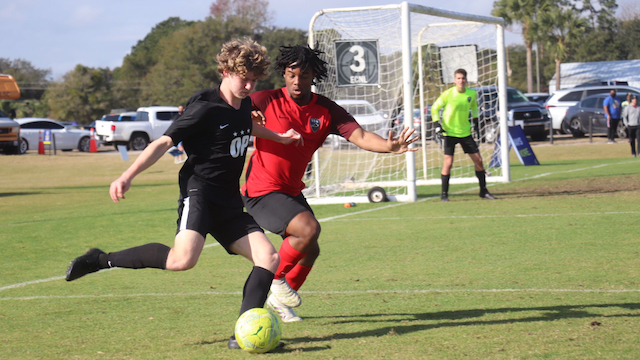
[562,93,629,138]
[475,86,551,142]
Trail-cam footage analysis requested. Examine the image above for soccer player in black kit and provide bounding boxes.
[65,38,301,351]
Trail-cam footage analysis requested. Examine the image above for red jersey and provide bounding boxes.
[242,88,360,197]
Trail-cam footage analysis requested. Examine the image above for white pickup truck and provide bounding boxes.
[95,106,180,150]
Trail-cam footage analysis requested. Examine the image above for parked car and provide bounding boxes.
[0,109,21,154]
[0,74,22,154]
[118,111,137,121]
[16,118,93,153]
[393,107,433,139]
[101,114,120,122]
[561,93,629,138]
[545,85,640,133]
[326,100,389,149]
[475,86,551,142]
[525,92,550,105]
[95,106,180,150]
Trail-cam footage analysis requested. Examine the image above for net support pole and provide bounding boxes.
[401,1,417,202]
[308,20,322,199]
[417,27,428,180]
[496,23,510,182]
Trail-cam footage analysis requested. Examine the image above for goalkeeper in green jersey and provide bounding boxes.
[431,68,497,202]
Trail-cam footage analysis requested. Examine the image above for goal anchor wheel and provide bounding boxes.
[367,187,388,203]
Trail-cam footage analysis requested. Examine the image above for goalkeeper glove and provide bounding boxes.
[434,122,443,137]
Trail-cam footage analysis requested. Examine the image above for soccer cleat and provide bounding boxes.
[479,191,497,200]
[440,193,449,202]
[228,335,285,350]
[228,335,241,349]
[270,278,301,308]
[66,248,106,281]
[266,294,303,323]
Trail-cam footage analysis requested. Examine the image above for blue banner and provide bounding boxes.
[489,126,540,167]
[43,129,52,144]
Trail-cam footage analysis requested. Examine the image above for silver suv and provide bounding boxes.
[546,85,640,133]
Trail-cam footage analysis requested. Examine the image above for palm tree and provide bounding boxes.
[492,0,550,93]
[540,6,588,90]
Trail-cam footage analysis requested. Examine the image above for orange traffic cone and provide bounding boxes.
[89,127,98,153]
[38,130,45,155]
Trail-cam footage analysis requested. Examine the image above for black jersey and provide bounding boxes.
[164,87,253,206]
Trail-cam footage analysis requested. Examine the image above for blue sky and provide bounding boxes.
[2,0,528,79]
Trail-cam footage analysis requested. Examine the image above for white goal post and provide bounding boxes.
[304,2,509,204]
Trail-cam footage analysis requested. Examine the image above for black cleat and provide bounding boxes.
[440,193,449,202]
[228,335,285,351]
[480,191,497,200]
[228,335,241,349]
[66,248,106,281]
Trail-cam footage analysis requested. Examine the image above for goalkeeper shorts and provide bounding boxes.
[443,135,479,156]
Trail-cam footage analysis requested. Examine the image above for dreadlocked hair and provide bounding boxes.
[274,43,328,85]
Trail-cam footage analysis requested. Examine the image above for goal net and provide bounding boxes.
[304,3,509,204]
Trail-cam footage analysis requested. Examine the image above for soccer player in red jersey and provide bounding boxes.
[241,44,417,322]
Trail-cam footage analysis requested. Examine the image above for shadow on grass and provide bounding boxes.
[0,191,44,198]
[278,302,640,353]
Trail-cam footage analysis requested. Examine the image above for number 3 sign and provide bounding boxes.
[334,40,380,86]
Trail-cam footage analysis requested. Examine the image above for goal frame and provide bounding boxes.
[307,1,509,204]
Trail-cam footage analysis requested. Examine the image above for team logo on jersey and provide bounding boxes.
[467,97,472,103]
[230,134,251,158]
[310,118,321,133]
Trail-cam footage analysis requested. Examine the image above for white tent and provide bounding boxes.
[549,59,640,93]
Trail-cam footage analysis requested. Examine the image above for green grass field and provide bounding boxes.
[1,139,640,359]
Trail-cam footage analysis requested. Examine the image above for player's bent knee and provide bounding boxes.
[254,251,279,273]
[165,254,199,271]
[299,221,321,242]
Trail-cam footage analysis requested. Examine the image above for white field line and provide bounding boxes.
[326,211,640,222]
[2,288,640,302]
[0,160,634,295]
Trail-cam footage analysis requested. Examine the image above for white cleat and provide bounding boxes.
[266,294,303,323]
[270,278,302,308]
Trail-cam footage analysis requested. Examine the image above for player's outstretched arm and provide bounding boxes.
[251,124,303,146]
[349,126,418,154]
[109,135,174,203]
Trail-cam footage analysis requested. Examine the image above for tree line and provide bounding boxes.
[0,0,306,124]
[493,0,640,92]
[1,0,639,123]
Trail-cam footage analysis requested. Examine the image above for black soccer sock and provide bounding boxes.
[441,174,450,195]
[239,266,275,316]
[106,243,171,269]
[476,170,487,192]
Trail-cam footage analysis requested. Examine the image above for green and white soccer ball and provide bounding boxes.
[235,308,282,353]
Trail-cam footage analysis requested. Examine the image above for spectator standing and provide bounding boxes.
[603,89,622,143]
[622,96,640,157]
[622,93,633,108]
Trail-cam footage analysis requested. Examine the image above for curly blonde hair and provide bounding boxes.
[216,38,270,80]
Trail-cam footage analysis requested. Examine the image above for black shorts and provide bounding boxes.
[443,135,479,156]
[177,182,263,254]
[241,192,314,238]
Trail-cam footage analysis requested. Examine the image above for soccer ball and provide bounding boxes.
[234,308,282,353]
